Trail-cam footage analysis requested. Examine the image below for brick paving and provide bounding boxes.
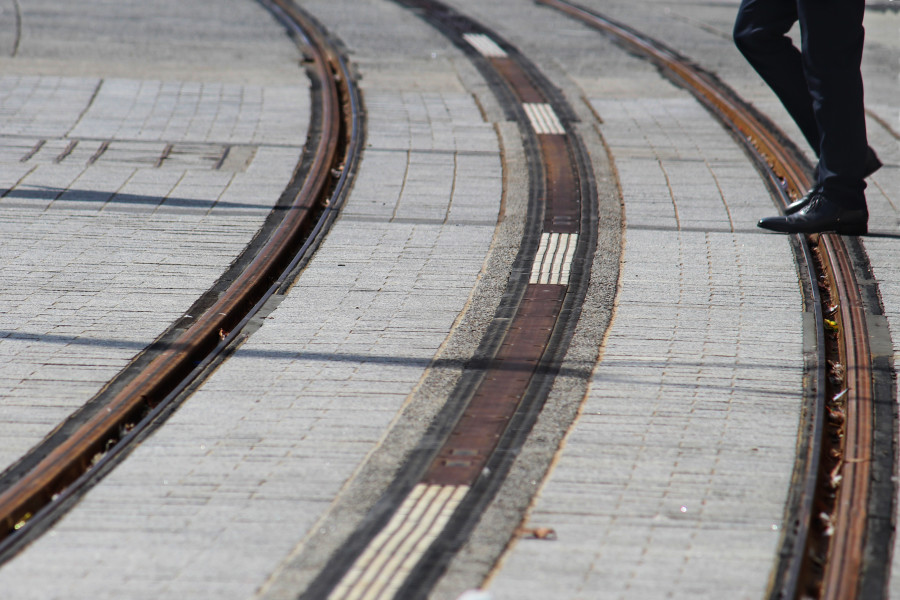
[0,1,502,598]
[0,69,307,470]
[0,1,896,599]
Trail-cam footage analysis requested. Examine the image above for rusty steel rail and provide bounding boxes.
[820,236,872,600]
[0,0,357,556]
[537,1,878,598]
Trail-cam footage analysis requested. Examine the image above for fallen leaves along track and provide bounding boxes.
[538,1,893,598]
[0,0,362,562]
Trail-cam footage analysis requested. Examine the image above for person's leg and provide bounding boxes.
[798,0,868,205]
[733,0,820,153]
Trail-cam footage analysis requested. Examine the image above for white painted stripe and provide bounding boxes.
[329,484,470,600]
[348,485,439,599]
[381,486,469,598]
[462,33,507,58]
[534,104,554,134]
[364,485,458,599]
[549,235,568,283]
[541,232,562,284]
[561,234,577,282]
[534,104,551,134]
[523,103,565,135]
[530,233,548,284]
[523,103,547,135]
[540,103,566,134]
[361,487,452,599]
[330,484,427,599]
[530,233,578,285]
[534,234,550,271]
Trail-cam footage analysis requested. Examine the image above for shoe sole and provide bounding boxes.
[757,220,868,236]
[836,224,867,236]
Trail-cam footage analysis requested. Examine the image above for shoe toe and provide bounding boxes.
[757,215,788,232]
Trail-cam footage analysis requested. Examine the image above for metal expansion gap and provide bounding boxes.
[306,1,596,599]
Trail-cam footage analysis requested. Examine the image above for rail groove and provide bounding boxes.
[0,1,360,560]
[538,1,886,598]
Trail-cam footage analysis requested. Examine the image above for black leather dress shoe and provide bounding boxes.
[783,184,823,216]
[758,191,867,235]
[784,146,882,215]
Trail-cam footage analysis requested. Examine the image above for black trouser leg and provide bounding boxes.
[733,0,821,153]
[798,0,867,203]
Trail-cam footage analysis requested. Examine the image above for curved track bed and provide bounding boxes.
[301,1,599,598]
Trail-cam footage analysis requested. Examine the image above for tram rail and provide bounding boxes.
[0,0,361,563]
[534,1,890,598]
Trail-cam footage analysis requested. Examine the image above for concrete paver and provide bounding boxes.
[0,1,896,599]
[0,0,309,469]
[0,1,503,598]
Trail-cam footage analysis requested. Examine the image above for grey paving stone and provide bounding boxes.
[0,0,310,531]
[0,1,894,599]
[0,2,502,599]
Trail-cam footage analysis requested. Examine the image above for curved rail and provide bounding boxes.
[0,1,360,559]
[820,241,872,600]
[536,1,881,598]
